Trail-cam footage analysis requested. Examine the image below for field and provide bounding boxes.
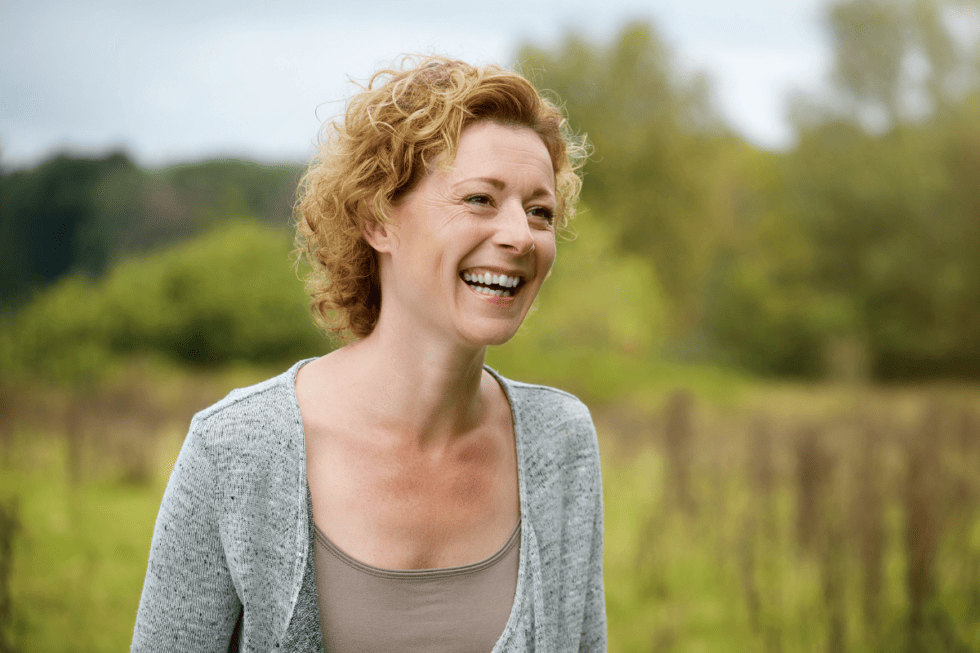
[1,361,979,652]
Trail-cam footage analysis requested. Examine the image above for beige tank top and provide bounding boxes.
[313,521,521,653]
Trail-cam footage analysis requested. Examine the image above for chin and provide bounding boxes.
[483,332,518,347]
[458,320,523,348]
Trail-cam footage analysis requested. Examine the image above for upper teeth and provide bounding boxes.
[463,272,521,288]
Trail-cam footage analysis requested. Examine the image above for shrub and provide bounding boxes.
[3,221,331,381]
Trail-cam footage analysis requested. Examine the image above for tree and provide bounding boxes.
[784,0,980,378]
[0,153,303,313]
[515,22,730,335]
[0,153,136,309]
[821,0,978,129]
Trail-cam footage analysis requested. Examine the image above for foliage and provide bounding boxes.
[769,0,980,378]
[784,100,980,378]
[516,23,730,334]
[0,153,135,309]
[155,159,301,232]
[0,154,302,312]
[5,1,980,381]
[1,221,330,383]
[704,0,980,379]
[511,2,980,380]
[819,0,980,129]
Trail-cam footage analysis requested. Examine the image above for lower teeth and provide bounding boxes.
[466,283,512,297]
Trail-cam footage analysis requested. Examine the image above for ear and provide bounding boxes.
[363,218,396,253]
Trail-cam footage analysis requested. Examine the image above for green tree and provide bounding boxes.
[819,0,978,127]
[0,153,136,309]
[784,0,980,378]
[704,0,980,379]
[0,154,303,313]
[516,22,729,336]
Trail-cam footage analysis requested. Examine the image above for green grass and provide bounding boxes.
[2,364,979,652]
[1,434,178,651]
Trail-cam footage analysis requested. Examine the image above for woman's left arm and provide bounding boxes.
[131,416,241,652]
[579,451,607,652]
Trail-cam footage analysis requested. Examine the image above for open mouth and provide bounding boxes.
[460,271,525,298]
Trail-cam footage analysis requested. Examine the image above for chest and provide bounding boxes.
[306,424,520,570]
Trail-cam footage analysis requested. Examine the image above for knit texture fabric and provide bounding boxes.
[132,360,606,652]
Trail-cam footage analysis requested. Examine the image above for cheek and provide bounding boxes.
[537,237,558,277]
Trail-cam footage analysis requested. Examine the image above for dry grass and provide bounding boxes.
[601,381,980,652]
[0,360,279,488]
[0,498,18,653]
[2,363,979,652]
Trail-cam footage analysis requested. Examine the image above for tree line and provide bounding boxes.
[0,154,301,310]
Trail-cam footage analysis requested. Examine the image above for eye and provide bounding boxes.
[464,193,494,207]
[528,206,555,225]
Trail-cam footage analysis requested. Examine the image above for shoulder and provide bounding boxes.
[501,377,594,424]
[491,370,596,440]
[488,368,600,478]
[184,359,313,466]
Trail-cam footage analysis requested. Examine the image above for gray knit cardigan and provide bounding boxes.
[132,360,606,652]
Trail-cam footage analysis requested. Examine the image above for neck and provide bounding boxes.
[323,312,491,449]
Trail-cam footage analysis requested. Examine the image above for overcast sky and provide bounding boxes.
[1,0,831,170]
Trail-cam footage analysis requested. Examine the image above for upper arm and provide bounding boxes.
[577,411,607,651]
[579,470,607,652]
[132,418,241,652]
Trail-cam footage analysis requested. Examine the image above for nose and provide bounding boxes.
[492,201,535,255]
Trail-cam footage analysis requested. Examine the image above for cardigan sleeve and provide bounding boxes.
[132,416,241,652]
[579,467,607,652]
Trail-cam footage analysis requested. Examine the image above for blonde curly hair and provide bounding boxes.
[295,55,587,340]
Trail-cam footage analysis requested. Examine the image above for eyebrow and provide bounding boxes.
[458,177,555,200]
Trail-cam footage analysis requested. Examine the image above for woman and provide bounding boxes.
[132,56,605,652]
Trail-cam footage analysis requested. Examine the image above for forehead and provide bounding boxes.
[449,122,555,180]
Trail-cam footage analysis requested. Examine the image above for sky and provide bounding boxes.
[0,0,831,170]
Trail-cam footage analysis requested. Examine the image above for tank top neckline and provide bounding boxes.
[312,519,522,581]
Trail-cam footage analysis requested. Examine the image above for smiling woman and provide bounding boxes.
[131,56,605,653]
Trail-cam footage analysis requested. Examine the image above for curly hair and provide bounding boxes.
[295,55,587,340]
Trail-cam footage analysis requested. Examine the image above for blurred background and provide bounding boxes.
[2,0,980,650]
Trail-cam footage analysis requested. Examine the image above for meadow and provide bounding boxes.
[2,5,978,649]
[2,359,977,652]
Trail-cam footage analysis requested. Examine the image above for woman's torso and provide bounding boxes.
[295,356,522,650]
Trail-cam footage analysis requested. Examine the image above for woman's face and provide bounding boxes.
[369,121,558,348]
